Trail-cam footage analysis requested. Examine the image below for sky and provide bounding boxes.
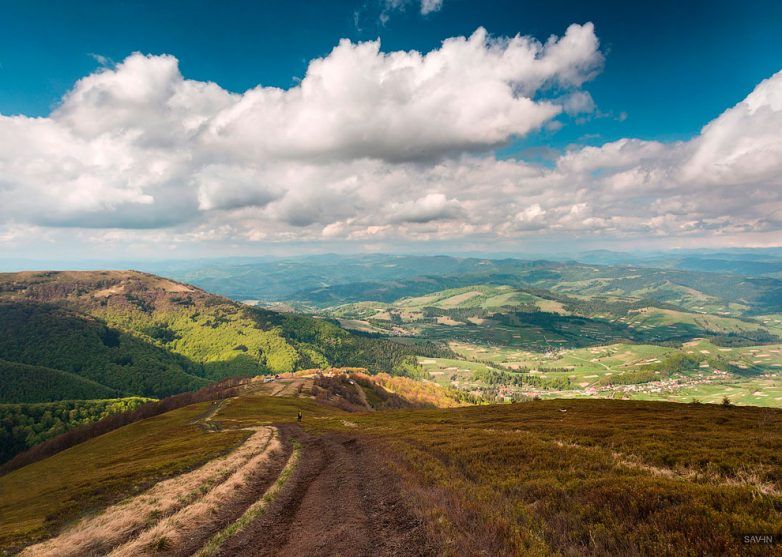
[1,0,782,259]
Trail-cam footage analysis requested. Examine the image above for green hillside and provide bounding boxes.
[0,271,450,403]
[0,359,120,403]
[0,397,153,464]
[0,301,209,398]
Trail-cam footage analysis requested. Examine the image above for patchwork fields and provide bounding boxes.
[320,279,782,407]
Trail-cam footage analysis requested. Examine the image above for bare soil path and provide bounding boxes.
[216,425,437,557]
[249,377,312,398]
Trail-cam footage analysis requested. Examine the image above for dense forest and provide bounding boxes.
[0,302,209,398]
[0,359,120,403]
[0,378,250,472]
[264,310,455,374]
[0,398,151,464]
[472,368,573,390]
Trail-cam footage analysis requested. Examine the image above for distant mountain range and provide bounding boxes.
[3,249,782,301]
[150,252,782,308]
[101,254,782,316]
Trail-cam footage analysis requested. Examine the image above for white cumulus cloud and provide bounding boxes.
[420,0,444,15]
[0,24,781,254]
[0,24,602,232]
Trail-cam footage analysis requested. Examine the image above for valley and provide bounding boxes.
[0,270,449,465]
[4,4,782,553]
[295,261,782,408]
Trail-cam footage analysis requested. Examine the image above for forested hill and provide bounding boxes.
[0,271,450,401]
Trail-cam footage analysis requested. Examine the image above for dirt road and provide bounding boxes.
[216,425,438,557]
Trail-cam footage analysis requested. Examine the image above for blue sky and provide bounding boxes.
[1,0,782,258]
[3,0,781,147]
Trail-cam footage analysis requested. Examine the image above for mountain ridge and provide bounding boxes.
[0,270,449,400]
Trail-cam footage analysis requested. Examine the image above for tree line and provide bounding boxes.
[0,397,151,464]
[0,377,250,475]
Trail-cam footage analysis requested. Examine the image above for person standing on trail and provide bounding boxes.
[297,411,302,423]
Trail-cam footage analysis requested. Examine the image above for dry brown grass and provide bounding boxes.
[19,427,274,557]
[309,399,782,556]
[0,403,250,554]
[194,441,301,557]
[108,428,283,556]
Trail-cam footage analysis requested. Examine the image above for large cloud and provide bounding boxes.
[680,71,782,188]
[199,23,600,162]
[55,24,602,162]
[0,24,602,230]
[0,24,781,252]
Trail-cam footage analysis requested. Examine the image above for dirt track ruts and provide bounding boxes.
[216,425,438,557]
[118,431,289,557]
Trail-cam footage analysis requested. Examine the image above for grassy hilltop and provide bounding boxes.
[1,375,779,556]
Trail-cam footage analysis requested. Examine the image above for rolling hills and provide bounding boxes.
[310,265,782,407]
[152,254,782,316]
[4,261,779,414]
[0,270,451,401]
[2,258,782,555]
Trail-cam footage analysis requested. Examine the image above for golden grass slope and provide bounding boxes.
[108,428,283,556]
[308,399,782,556]
[19,427,276,557]
[3,385,782,557]
[0,403,249,553]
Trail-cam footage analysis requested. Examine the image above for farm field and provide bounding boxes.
[629,377,782,406]
[394,285,564,312]
[417,356,493,387]
[325,281,775,350]
[326,284,571,332]
[337,310,641,351]
[760,314,782,336]
[620,307,764,335]
[420,339,782,407]
[680,339,782,373]
[450,341,676,373]
[318,277,782,407]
